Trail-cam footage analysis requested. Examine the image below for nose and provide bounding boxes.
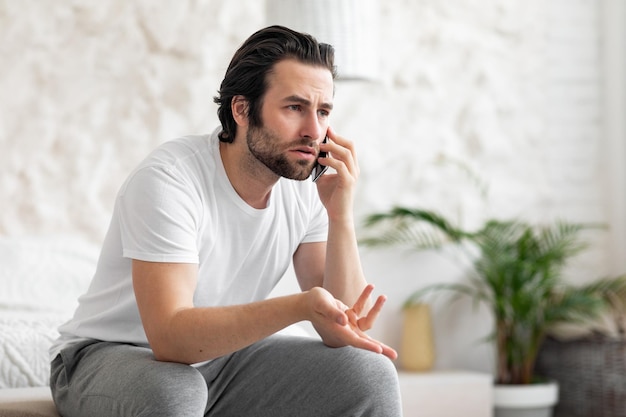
[300,111,324,142]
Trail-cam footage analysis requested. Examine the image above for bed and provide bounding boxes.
[0,236,99,416]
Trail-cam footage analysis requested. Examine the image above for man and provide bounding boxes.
[50,25,402,417]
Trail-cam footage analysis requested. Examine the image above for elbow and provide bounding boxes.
[149,339,184,364]
[145,329,192,364]
[150,344,199,365]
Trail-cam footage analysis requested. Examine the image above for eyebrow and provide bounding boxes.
[283,95,334,111]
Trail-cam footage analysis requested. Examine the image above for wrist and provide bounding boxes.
[327,214,355,231]
[324,200,354,224]
[296,290,317,323]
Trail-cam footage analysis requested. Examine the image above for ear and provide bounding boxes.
[231,95,249,127]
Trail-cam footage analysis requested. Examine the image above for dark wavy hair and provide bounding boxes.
[213,25,337,143]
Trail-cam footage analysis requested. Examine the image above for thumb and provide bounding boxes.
[335,310,348,325]
[314,292,348,326]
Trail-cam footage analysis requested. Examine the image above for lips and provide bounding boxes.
[293,146,315,154]
[290,146,317,159]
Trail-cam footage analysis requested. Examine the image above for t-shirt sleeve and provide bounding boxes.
[117,165,200,263]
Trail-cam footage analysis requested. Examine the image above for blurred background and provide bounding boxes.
[1,0,624,374]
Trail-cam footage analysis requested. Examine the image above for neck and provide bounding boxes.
[219,140,277,209]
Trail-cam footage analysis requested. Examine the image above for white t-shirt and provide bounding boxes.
[51,129,328,359]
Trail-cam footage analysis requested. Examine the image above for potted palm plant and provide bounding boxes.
[361,207,626,417]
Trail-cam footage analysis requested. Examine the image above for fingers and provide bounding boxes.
[379,342,398,360]
[349,285,385,331]
[357,295,386,331]
[344,308,397,360]
[311,285,396,360]
[321,128,359,180]
[351,284,375,316]
[347,331,397,360]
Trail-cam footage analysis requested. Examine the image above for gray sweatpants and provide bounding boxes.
[50,335,403,416]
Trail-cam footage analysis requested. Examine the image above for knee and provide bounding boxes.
[352,349,400,389]
[131,362,208,417]
[336,349,403,415]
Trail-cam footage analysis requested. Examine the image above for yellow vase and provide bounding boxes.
[400,303,436,372]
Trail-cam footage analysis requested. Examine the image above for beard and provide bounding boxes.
[246,124,316,181]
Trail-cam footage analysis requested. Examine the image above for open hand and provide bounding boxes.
[308,284,398,360]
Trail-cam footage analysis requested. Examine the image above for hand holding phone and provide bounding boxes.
[312,136,329,182]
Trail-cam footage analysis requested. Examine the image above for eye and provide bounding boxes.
[287,104,302,111]
[318,109,330,118]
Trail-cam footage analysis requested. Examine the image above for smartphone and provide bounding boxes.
[312,136,329,182]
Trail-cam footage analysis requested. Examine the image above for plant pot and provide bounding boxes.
[494,381,558,417]
[400,303,435,371]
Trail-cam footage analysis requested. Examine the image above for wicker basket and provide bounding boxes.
[535,335,626,417]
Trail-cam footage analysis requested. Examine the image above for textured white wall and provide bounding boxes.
[1,0,621,374]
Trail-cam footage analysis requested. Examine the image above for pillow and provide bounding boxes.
[0,236,99,313]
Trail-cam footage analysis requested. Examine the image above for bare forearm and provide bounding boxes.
[324,218,368,306]
[150,293,308,364]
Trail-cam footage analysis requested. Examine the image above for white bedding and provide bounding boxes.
[0,236,99,388]
[0,310,68,388]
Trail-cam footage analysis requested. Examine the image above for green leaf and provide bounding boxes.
[361,207,625,384]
